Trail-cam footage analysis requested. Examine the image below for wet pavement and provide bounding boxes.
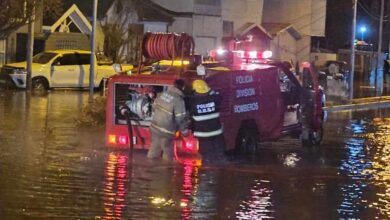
[0,90,390,220]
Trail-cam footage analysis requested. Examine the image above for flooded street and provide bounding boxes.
[0,91,390,220]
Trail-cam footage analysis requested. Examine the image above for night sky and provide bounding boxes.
[315,0,390,52]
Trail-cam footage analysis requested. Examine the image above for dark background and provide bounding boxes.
[314,0,390,52]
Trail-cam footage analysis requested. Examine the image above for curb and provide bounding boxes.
[324,99,390,112]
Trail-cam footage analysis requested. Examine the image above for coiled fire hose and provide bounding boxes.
[138,33,195,73]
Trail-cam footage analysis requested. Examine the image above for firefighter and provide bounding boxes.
[187,80,225,163]
[147,79,189,161]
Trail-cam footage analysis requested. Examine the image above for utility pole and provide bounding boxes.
[377,0,384,95]
[89,0,98,98]
[350,0,357,99]
[26,1,36,91]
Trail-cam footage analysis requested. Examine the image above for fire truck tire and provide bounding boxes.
[235,122,259,155]
[32,77,49,91]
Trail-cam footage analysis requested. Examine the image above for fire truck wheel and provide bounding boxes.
[235,126,259,155]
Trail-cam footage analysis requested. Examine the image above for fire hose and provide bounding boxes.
[138,33,195,73]
[119,105,135,155]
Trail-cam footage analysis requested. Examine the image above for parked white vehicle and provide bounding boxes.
[0,50,133,90]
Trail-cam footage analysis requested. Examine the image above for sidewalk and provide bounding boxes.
[324,96,390,112]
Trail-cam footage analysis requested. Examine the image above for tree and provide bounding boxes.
[0,0,63,38]
[101,1,140,64]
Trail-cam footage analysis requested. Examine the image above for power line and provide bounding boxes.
[357,0,389,22]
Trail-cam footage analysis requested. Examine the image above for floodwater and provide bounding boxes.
[0,90,390,220]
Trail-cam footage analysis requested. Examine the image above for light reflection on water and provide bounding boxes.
[338,117,390,219]
[103,152,129,220]
[2,91,390,219]
[361,118,390,218]
[235,179,274,219]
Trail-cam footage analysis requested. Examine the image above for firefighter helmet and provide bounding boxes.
[192,79,210,94]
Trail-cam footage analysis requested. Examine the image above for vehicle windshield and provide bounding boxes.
[32,52,58,64]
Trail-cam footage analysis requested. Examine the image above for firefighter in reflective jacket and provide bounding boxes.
[188,80,225,162]
[148,79,189,161]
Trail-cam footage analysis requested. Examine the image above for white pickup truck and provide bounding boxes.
[0,50,133,90]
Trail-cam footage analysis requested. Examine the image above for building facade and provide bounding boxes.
[262,0,327,62]
[149,0,266,56]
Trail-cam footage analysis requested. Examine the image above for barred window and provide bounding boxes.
[55,40,77,50]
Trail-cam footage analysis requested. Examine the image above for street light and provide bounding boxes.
[360,26,367,41]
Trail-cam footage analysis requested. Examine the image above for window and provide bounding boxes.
[223,20,234,37]
[32,52,58,64]
[76,53,91,65]
[55,53,78,66]
[55,40,77,50]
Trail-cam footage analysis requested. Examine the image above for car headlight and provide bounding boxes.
[13,69,27,74]
[113,63,122,73]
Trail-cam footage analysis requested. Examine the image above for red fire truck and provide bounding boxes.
[105,33,324,155]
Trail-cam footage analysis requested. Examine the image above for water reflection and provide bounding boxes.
[235,179,274,219]
[103,152,129,220]
[179,159,200,219]
[361,118,390,218]
[338,116,390,219]
[2,91,390,219]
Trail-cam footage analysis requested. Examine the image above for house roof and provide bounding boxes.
[131,0,175,23]
[262,23,302,40]
[235,23,273,39]
[49,4,92,34]
[62,0,115,19]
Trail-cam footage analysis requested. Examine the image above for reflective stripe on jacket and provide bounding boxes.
[188,92,223,138]
[151,86,188,137]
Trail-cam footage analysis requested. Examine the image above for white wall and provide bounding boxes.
[296,36,311,62]
[262,0,327,61]
[192,15,223,55]
[270,30,298,63]
[151,0,194,13]
[222,0,264,30]
[169,15,222,56]
[262,0,326,36]
[144,23,169,33]
[311,52,337,67]
[168,17,193,34]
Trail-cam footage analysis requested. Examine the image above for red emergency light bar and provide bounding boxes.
[233,50,273,59]
[212,49,273,60]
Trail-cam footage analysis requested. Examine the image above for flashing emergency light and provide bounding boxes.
[262,50,273,59]
[217,48,226,55]
[249,51,257,59]
[234,50,272,59]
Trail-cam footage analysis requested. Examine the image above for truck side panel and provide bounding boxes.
[257,68,284,140]
[206,67,284,150]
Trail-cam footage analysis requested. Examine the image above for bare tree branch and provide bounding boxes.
[0,0,63,38]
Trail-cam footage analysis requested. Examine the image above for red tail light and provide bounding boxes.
[108,134,129,146]
[118,136,129,145]
[182,135,199,153]
[174,135,199,154]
